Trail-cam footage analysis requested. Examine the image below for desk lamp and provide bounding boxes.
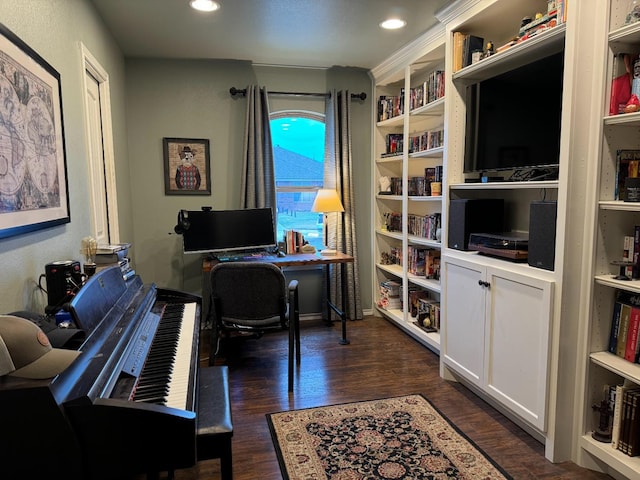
[311,189,344,255]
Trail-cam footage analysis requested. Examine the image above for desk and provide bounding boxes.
[202,252,354,344]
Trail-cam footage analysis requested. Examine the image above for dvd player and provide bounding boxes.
[468,232,529,261]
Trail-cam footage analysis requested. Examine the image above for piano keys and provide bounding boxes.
[0,266,202,479]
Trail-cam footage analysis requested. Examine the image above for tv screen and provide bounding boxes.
[181,207,276,254]
[464,51,564,175]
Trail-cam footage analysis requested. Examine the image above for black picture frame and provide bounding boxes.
[0,23,70,239]
[163,137,211,195]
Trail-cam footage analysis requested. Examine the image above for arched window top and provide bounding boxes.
[270,111,326,251]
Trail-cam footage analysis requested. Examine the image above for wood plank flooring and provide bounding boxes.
[174,315,612,480]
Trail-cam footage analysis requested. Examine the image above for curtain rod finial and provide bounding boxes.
[230,87,246,97]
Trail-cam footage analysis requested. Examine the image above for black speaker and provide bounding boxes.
[45,260,82,311]
[448,198,504,250]
[528,201,557,270]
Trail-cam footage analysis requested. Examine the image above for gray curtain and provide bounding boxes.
[241,85,276,209]
[324,89,363,320]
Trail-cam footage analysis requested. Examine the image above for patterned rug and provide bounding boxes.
[266,394,512,479]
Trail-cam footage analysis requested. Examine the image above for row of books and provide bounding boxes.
[452,2,567,73]
[94,243,135,281]
[406,287,440,332]
[407,246,440,280]
[615,149,640,202]
[408,70,445,111]
[383,211,441,241]
[378,93,404,122]
[609,382,640,457]
[608,291,640,364]
[408,129,444,154]
[379,246,402,267]
[377,69,447,122]
[452,32,484,73]
[621,227,640,279]
[388,167,444,197]
[384,133,403,156]
[377,280,401,310]
[384,212,402,232]
[407,213,441,241]
[283,230,306,254]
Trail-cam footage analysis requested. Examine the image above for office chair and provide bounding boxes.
[209,261,300,392]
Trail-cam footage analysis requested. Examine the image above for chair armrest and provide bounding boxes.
[287,279,299,294]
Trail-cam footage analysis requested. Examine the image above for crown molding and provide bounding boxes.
[370,22,445,84]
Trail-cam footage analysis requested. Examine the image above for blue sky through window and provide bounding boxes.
[271,115,326,251]
[271,117,325,161]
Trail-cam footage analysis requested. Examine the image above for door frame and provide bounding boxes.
[80,42,119,243]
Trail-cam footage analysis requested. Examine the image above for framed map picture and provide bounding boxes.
[163,137,211,195]
[0,23,70,239]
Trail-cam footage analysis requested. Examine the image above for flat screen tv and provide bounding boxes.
[464,51,564,177]
[180,207,276,254]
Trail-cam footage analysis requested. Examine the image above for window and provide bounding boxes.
[271,112,325,251]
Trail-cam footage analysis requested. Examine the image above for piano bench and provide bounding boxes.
[197,366,233,480]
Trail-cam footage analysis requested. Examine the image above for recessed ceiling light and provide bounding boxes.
[380,18,407,30]
[189,0,220,12]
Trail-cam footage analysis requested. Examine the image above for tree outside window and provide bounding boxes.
[271,112,325,251]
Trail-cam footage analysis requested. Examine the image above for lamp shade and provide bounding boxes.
[311,189,345,213]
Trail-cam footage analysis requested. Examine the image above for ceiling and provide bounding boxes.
[89,0,454,70]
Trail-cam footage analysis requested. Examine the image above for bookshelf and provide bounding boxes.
[371,26,446,354]
[578,1,640,477]
[371,0,630,470]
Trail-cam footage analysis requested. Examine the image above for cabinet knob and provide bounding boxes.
[478,280,490,288]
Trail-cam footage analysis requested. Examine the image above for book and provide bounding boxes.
[95,249,129,264]
[619,387,640,454]
[462,35,484,68]
[627,390,640,456]
[615,149,640,201]
[617,303,632,358]
[453,31,466,72]
[609,300,622,353]
[96,243,131,255]
[612,382,633,450]
[625,306,640,362]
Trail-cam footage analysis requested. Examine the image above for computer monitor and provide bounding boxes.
[180,207,277,254]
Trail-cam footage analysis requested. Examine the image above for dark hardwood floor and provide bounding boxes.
[174,315,612,480]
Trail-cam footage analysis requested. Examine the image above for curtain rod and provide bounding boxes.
[229,87,366,101]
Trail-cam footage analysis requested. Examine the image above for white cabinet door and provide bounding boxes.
[484,268,553,431]
[442,256,486,387]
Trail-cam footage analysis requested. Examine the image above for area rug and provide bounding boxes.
[266,394,512,479]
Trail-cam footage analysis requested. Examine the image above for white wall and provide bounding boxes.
[0,0,131,313]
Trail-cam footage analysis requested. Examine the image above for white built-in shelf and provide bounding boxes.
[407,235,440,249]
[377,114,404,128]
[599,200,640,211]
[450,180,559,190]
[375,305,403,323]
[590,351,640,384]
[410,97,445,117]
[580,435,640,480]
[595,274,640,292]
[376,229,403,241]
[409,147,444,159]
[376,194,402,201]
[377,154,403,163]
[603,111,640,126]
[408,195,442,202]
[452,24,566,85]
[376,263,403,278]
[609,20,640,50]
[408,274,441,294]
